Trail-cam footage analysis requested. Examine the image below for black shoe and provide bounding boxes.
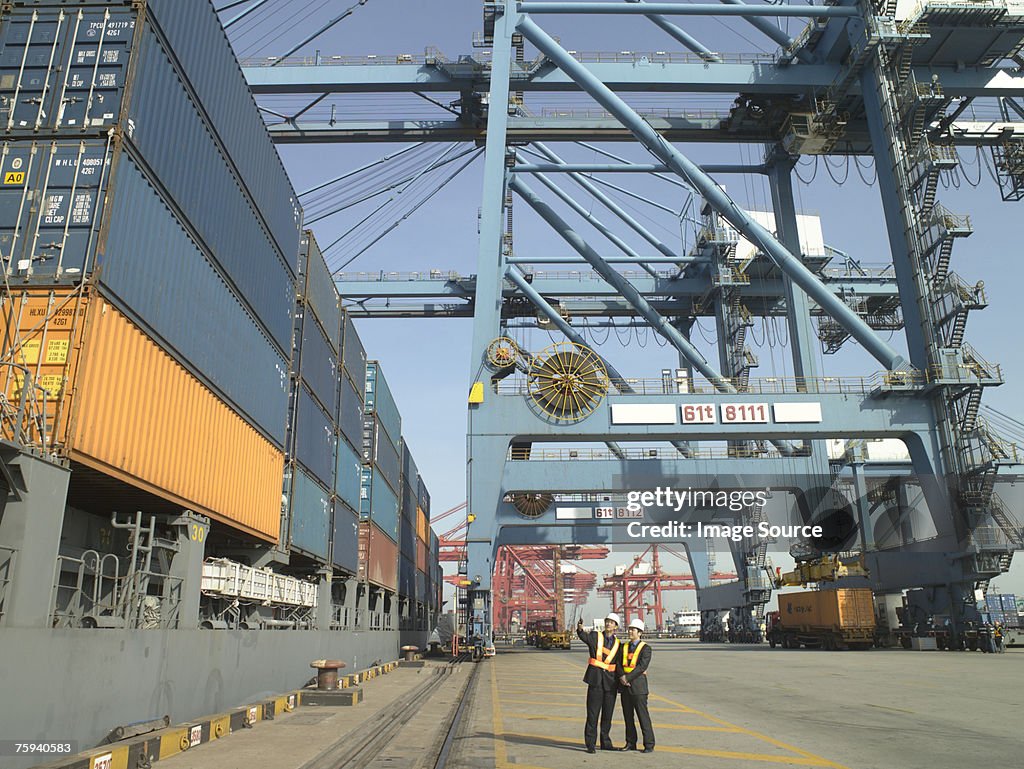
[585,746,596,754]
[618,744,637,751]
[642,746,655,753]
[600,744,617,751]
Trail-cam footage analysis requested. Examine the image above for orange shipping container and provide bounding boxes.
[1,289,284,541]
[777,589,875,631]
[416,506,429,543]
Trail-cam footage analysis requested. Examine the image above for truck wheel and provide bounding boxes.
[901,636,912,650]
[769,637,776,648]
[968,639,978,651]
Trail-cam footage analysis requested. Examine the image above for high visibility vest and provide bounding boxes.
[622,641,647,674]
[588,633,620,672]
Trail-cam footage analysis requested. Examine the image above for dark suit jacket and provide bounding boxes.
[618,641,652,696]
[577,627,621,690]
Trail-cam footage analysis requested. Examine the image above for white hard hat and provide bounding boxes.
[605,612,621,626]
[629,619,645,632]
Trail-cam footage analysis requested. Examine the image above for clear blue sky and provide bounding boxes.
[226,0,1024,609]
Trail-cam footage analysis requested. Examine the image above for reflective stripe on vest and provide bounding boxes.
[621,640,647,673]
[588,633,620,672]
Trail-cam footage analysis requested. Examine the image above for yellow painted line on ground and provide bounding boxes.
[491,662,558,769]
[499,684,586,693]
[501,697,692,713]
[503,712,742,733]
[637,744,842,767]
[649,693,852,769]
[554,658,851,769]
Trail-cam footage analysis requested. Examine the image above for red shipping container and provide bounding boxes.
[358,521,398,591]
[416,538,428,574]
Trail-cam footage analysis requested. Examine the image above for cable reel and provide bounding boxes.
[510,492,554,519]
[485,336,524,371]
[527,342,609,422]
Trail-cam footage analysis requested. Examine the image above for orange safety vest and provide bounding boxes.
[588,633,620,672]
[621,641,647,674]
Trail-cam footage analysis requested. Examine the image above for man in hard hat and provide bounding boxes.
[618,618,655,753]
[576,613,623,753]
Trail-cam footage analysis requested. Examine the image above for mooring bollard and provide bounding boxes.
[310,659,347,690]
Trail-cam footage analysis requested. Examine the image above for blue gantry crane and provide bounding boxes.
[241,0,1024,657]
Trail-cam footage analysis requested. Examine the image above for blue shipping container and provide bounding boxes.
[332,500,359,576]
[297,311,338,415]
[400,512,415,561]
[290,467,331,562]
[128,25,295,352]
[0,8,136,133]
[364,361,401,445]
[0,5,298,350]
[363,413,400,494]
[301,231,341,350]
[401,441,418,488]
[341,313,366,394]
[335,436,361,513]
[337,376,363,454]
[359,466,399,543]
[145,0,301,268]
[416,570,428,604]
[101,150,290,447]
[294,384,336,489]
[417,475,431,518]
[401,475,416,521]
[0,139,113,278]
[399,554,415,599]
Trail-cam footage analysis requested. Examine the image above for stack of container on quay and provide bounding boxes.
[0,0,442,756]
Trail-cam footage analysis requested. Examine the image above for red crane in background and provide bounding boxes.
[598,545,736,631]
[433,503,609,632]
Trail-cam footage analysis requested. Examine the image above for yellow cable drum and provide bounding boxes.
[527,342,609,422]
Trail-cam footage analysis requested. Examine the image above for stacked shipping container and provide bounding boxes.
[285,232,338,563]
[358,361,401,590]
[0,1,298,539]
[0,1,438,603]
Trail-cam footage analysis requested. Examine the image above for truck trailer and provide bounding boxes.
[767,588,876,650]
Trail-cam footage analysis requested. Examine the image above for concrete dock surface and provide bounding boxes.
[156,640,1022,769]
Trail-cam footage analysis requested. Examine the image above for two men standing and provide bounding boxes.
[576,613,655,754]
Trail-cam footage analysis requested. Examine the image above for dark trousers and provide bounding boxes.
[621,691,655,749]
[584,685,617,748]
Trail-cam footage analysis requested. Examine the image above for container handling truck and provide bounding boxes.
[766,588,876,650]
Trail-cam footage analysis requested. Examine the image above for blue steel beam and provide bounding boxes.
[524,143,684,268]
[529,142,686,264]
[475,391,938,443]
[244,60,842,93]
[513,163,764,173]
[511,174,737,391]
[517,15,909,372]
[514,153,664,278]
[242,62,1020,97]
[516,3,859,18]
[718,0,813,64]
[625,0,721,62]
[334,276,900,299]
[263,116,785,144]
